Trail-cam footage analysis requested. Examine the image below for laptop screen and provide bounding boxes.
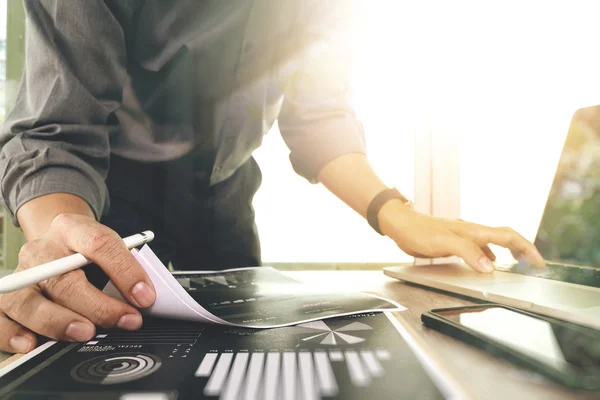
[533,105,600,269]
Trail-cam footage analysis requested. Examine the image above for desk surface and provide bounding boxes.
[0,270,598,399]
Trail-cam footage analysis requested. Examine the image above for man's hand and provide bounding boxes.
[316,153,545,273]
[378,200,546,273]
[0,214,156,354]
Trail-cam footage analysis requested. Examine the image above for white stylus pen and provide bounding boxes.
[0,231,155,294]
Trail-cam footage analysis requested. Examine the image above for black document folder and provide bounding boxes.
[0,312,458,399]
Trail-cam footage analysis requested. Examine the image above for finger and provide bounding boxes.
[482,245,496,261]
[50,214,156,308]
[0,310,36,353]
[442,235,495,273]
[0,287,95,342]
[41,269,142,330]
[509,246,525,262]
[486,227,545,268]
[19,238,143,330]
[450,223,545,268]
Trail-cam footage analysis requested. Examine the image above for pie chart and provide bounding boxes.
[295,320,373,346]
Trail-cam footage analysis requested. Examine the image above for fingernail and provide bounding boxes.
[65,322,95,342]
[478,257,496,273]
[117,314,143,331]
[9,335,31,353]
[131,282,155,308]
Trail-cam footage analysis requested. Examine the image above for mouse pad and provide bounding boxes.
[0,312,455,399]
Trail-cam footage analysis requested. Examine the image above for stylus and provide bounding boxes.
[0,231,155,294]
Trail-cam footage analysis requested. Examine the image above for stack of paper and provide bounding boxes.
[104,245,404,328]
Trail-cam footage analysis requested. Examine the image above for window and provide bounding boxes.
[253,0,418,264]
[0,0,27,270]
[452,2,600,263]
[0,1,7,121]
[0,2,5,269]
[255,1,600,267]
[7,2,593,270]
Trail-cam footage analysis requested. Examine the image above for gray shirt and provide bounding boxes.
[0,0,366,224]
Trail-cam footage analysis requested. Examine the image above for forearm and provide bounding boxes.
[17,194,95,240]
[316,153,413,237]
[0,0,125,241]
[317,153,546,272]
[317,153,389,218]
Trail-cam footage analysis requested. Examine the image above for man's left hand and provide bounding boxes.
[378,200,546,273]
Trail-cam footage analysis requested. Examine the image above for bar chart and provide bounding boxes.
[0,313,447,400]
[195,349,393,399]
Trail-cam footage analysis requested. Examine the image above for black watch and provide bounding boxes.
[366,188,413,235]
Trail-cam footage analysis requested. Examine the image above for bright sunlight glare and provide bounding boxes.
[255,0,600,264]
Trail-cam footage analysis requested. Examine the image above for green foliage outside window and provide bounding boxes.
[1,0,27,270]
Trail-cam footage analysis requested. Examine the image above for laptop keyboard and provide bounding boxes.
[509,262,600,288]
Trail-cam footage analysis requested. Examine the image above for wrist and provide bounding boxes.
[17,193,95,240]
[378,199,418,238]
[366,187,413,235]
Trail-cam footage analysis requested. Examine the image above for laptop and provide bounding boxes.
[385,105,600,329]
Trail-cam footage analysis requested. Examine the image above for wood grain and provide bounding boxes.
[289,271,599,400]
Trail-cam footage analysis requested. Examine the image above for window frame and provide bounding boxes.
[414,124,462,266]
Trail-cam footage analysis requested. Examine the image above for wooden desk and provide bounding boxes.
[0,270,598,399]
[290,271,597,400]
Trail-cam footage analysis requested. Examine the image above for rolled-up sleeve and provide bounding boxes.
[278,0,365,183]
[0,0,127,224]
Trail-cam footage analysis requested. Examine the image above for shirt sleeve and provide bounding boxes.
[278,0,366,183]
[0,0,128,224]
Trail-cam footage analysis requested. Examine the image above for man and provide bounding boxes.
[0,0,544,354]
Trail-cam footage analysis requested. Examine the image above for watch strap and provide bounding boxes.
[367,188,411,235]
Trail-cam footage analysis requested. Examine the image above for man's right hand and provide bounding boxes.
[0,213,156,354]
